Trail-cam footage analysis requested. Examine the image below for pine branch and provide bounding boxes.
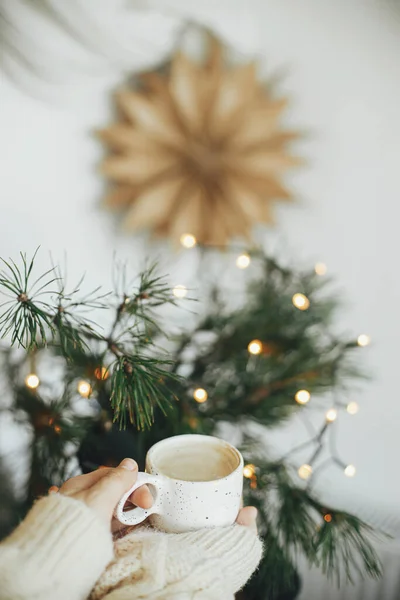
[243,457,383,590]
[0,250,180,430]
[110,355,179,430]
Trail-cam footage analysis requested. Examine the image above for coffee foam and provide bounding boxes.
[150,438,239,482]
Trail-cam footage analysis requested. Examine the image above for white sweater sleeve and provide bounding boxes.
[90,524,263,600]
[0,494,114,600]
[0,495,262,600]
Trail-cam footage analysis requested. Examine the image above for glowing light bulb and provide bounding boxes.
[357,334,371,347]
[188,417,199,429]
[326,408,338,423]
[236,254,251,269]
[173,285,188,298]
[248,340,263,355]
[54,425,61,434]
[243,464,256,478]
[298,464,313,480]
[94,366,109,380]
[295,390,311,405]
[344,464,356,477]
[314,262,327,276]
[347,402,359,415]
[77,380,92,398]
[324,513,332,523]
[292,293,310,311]
[180,233,197,249]
[250,478,258,489]
[193,388,208,403]
[25,373,40,389]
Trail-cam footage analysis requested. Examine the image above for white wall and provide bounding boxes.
[1,0,400,588]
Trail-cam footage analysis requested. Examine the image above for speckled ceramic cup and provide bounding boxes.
[114,434,244,533]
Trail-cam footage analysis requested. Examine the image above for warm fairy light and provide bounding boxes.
[54,425,61,434]
[94,366,109,380]
[346,402,359,415]
[77,380,92,398]
[325,408,338,423]
[292,293,310,311]
[344,464,356,477]
[243,464,256,478]
[180,233,197,249]
[193,388,208,403]
[25,373,40,389]
[173,285,188,298]
[248,339,263,355]
[357,334,371,347]
[298,464,313,480]
[236,253,251,269]
[295,389,311,405]
[314,262,327,276]
[324,513,332,523]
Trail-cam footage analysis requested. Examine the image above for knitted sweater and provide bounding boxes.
[0,494,262,600]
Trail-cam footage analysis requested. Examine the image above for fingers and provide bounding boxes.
[84,458,138,522]
[130,485,153,509]
[56,461,152,513]
[236,506,258,532]
[59,466,113,496]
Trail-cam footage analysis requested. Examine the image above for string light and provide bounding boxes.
[314,262,327,276]
[54,425,61,434]
[295,389,311,405]
[250,477,258,489]
[193,388,208,403]
[344,464,356,477]
[324,513,332,523]
[77,380,92,398]
[298,464,313,480]
[357,334,371,347]
[173,285,188,298]
[292,293,310,311]
[243,464,256,478]
[25,373,40,389]
[188,417,199,429]
[94,366,109,380]
[325,408,338,423]
[180,233,197,249]
[236,253,251,269]
[248,339,263,355]
[346,401,359,415]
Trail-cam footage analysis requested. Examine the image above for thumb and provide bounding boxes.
[85,458,138,523]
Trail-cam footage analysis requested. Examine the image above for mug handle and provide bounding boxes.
[114,472,160,526]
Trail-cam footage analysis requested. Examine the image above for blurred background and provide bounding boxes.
[1,1,400,599]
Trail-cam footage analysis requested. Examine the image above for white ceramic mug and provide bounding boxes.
[114,434,244,533]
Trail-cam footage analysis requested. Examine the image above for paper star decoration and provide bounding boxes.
[99,36,301,246]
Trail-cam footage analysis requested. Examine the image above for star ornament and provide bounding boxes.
[99,37,301,246]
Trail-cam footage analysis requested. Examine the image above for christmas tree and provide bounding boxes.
[0,249,381,599]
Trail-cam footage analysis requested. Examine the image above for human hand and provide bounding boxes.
[236,506,258,532]
[53,459,257,533]
[53,458,153,529]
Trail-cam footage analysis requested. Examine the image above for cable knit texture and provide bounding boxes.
[0,494,113,600]
[0,494,263,600]
[90,524,262,600]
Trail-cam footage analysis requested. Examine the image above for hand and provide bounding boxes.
[236,506,258,532]
[54,458,153,529]
[52,459,257,533]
